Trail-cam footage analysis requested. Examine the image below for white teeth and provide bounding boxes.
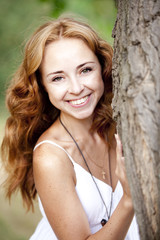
[70,96,88,105]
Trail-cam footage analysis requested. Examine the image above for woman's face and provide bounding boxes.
[41,38,104,120]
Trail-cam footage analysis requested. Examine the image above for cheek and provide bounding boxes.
[47,87,66,105]
[48,91,60,102]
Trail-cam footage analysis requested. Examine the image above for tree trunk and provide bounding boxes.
[112,0,160,239]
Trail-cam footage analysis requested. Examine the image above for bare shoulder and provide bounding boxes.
[33,119,70,168]
[33,140,68,165]
[33,141,76,190]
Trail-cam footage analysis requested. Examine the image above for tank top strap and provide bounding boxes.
[33,140,75,165]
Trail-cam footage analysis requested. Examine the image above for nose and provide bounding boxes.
[68,76,84,95]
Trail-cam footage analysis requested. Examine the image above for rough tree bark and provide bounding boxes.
[112,0,160,239]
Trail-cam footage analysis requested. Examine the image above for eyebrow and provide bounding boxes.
[46,61,95,78]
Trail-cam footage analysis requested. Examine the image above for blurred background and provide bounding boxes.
[0,0,116,239]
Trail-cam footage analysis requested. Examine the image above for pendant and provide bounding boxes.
[101,219,107,226]
[102,170,106,179]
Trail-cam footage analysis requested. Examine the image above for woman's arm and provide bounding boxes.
[33,137,134,240]
[87,134,134,240]
[89,196,134,240]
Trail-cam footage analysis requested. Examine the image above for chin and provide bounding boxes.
[73,110,94,120]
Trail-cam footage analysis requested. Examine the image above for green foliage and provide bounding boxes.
[40,0,67,17]
[0,217,26,240]
[0,0,50,110]
[41,0,117,42]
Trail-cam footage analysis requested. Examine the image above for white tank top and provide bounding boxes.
[30,140,140,240]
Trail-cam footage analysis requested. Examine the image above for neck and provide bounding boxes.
[60,113,94,140]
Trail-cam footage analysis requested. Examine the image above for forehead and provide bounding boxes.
[43,38,96,64]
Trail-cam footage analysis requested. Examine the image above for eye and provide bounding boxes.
[81,67,92,74]
[52,76,63,82]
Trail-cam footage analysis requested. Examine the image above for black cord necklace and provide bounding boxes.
[59,117,113,226]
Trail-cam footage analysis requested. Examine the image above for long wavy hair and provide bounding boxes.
[1,16,116,210]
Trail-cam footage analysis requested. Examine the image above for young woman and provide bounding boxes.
[1,17,140,239]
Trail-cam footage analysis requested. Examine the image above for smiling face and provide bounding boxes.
[41,38,104,120]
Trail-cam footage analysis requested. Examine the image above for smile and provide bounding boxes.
[68,95,90,106]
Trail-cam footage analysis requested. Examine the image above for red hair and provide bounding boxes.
[1,17,116,210]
